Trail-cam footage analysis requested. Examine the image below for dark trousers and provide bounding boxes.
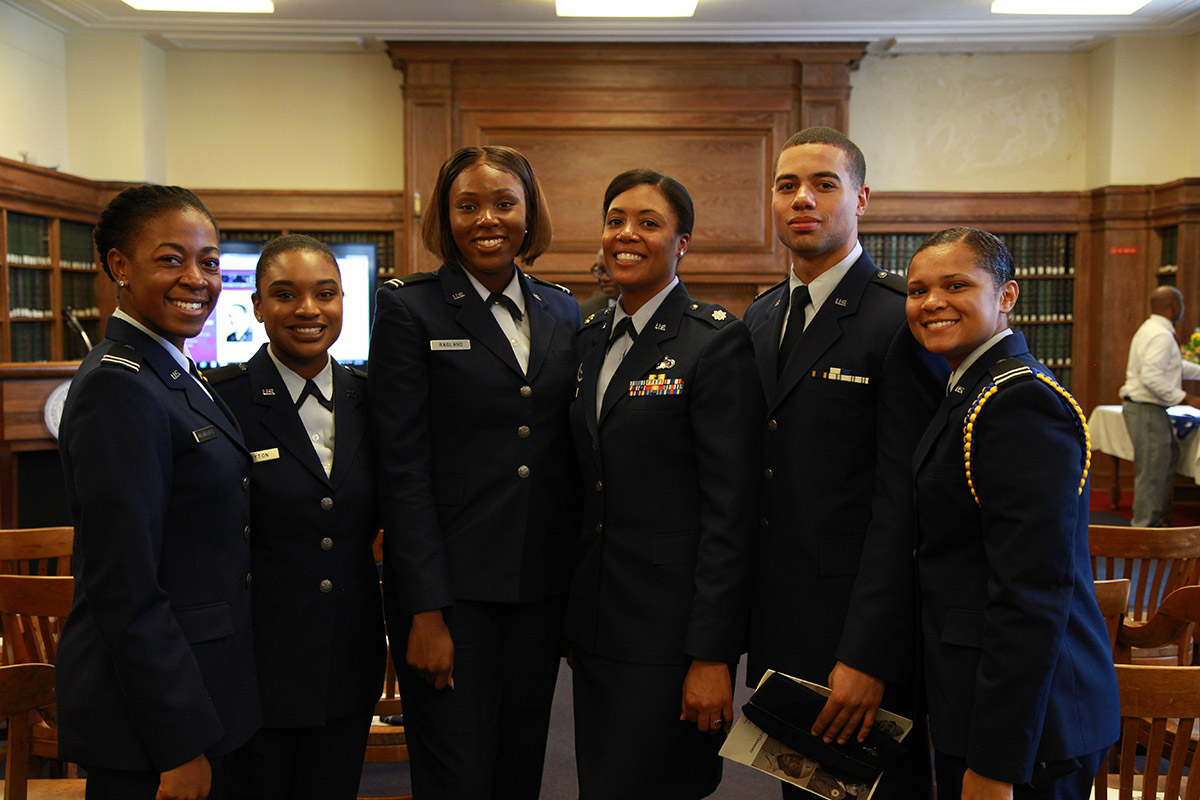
[85,755,227,800]
[572,649,729,800]
[395,596,563,800]
[226,711,373,800]
[934,748,1106,800]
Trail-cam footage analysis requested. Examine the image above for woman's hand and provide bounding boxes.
[961,768,1013,800]
[157,753,211,800]
[406,609,455,690]
[680,659,733,734]
[811,661,884,744]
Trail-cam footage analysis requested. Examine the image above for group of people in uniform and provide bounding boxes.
[53,126,1120,800]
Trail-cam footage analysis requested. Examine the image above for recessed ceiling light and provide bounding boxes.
[556,0,698,17]
[991,0,1150,13]
[121,0,274,11]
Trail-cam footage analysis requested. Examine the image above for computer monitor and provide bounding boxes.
[190,240,377,369]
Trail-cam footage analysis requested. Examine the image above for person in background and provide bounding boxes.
[57,184,259,800]
[369,145,581,799]
[743,127,945,799]
[566,168,760,799]
[211,234,385,800]
[1119,285,1200,527]
[580,246,619,319]
[906,226,1118,800]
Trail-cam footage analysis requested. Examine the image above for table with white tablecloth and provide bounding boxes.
[1087,404,1200,508]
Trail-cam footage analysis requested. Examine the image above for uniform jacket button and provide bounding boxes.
[320,537,334,551]
[242,476,250,490]
[319,579,333,593]
[520,385,533,398]
[594,481,603,492]
[245,573,253,588]
[517,465,531,478]
[320,496,334,510]
[517,425,531,438]
[243,525,251,540]
[763,468,774,480]
[767,419,778,432]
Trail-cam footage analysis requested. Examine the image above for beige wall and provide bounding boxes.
[164,50,405,191]
[0,4,68,170]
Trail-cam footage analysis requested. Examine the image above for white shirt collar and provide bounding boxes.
[948,328,1014,394]
[113,307,191,372]
[613,277,679,336]
[267,345,334,405]
[465,267,526,316]
[789,240,862,313]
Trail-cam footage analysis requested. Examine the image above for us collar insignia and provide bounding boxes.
[262,387,276,396]
[654,322,667,331]
[451,291,466,300]
[835,297,847,307]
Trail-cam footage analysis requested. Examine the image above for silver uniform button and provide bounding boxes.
[766,419,778,432]
[320,497,334,510]
[517,465,531,478]
[517,425,531,438]
[763,468,774,480]
[520,385,532,398]
[319,579,333,593]
[245,573,253,587]
[242,476,250,490]
[320,537,334,551]
[243,525,251,540]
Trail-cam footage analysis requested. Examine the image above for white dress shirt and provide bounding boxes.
[1119,313,1200,407]
[268,347,335,477]
[596,277,679,422]
[112,307,212,398]
[779,241,863,343]
[465,268,531,375]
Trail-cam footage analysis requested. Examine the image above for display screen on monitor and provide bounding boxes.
[190,240,377,369]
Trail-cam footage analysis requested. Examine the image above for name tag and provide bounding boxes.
[430,339,471,351]
[192,426,218,443]
[251,448,280,463]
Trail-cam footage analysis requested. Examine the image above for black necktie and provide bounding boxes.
[487,292,523,323]
[187,358,206,384]
[296,379,333,412]
[777,284,811,375]
[608,316,638,352]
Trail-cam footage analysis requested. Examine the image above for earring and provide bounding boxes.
[118,280,127,287]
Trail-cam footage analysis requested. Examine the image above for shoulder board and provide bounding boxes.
[382,271,437,289]
[962,358,1090,505]
[753,278,788,302]
[528,275,573,296]
[342,364,368,380]
[871,269,908,295]
[582,307,611,328]
[204,363,248,384]
[98,343,142,373]
[684,301,735,328]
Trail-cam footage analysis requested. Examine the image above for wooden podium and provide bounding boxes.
[0,363,79,527]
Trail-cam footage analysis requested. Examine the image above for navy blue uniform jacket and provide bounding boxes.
[565,283,762,665]
[56,316,260,771]
[743,252,947,688]
[210,346,385,727]
[369,265,581,618]
[912,332,1119,783]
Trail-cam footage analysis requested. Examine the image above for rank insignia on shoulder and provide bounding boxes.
[629,374,684,397]
[584,313,596,324]
[655,357,676,370]
[99,353,140,372]
[712,309,727,321]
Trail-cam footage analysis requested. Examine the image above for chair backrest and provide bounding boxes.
[1089,525,1200,622]
[1117,585,1200,664]
[0,576,74,666]
[1094,578,1131,655]
[1096,664,1200,799]
[0,661,56,800]
[0,528,73,576]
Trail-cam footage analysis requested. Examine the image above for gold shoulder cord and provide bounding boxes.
[962,372,1091,505]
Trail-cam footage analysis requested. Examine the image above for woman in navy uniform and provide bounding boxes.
[567,169,761,799]
[368,145,581,799]
[56,185,259,800]
[905,227,1119,800]
[211,235,385,799]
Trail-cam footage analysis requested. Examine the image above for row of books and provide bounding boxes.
[1013,322,1073,374]
[60,220,96,270]
[1161,226,1179,269]
[5,212,50,265]
[63,272,99,315]
[1009,277,1075,322]
[10,321,52,362]
[9,268,51,319]
[291,229,396,277]
[861,233,1076,275]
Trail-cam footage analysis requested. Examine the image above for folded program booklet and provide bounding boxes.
[719,670,913,800]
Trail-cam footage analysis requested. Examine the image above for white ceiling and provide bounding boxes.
[6,0,1200,54]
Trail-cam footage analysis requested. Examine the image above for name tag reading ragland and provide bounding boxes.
[251,448,280,463]
[430,339,471,351]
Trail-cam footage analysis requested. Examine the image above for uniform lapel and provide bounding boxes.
[598,283,687,426]
[520,270,554,382]
[328,360,366,490]
[750,281,787,402]
[578,310,610,444]
[107,317,248,455]
[441,266,525,378]
[773,257,874,407]
[247,349,329,485]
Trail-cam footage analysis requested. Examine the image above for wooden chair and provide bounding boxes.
[0,575,74,777]
[0,528,73,577]
[1094,578,1132,655]
[0,662,85,799]
[1089,525,1200,664]
[1095,664,1200,799]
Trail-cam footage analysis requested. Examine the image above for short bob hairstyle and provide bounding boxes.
[420,145,553,269]
[94,184,218,282]
[602,168,695,237]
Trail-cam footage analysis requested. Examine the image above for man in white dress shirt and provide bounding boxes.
[1120,285,1200,526]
